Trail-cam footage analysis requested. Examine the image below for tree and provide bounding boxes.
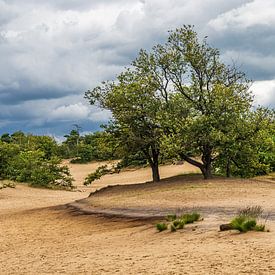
[63,126,81,157]
[85,70,164,182]
[130,25,253,179]
[162,26,252,178]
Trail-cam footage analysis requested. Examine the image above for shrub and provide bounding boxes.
[7,150,74,190]
[170,223,177,232]
[254,224,265,232]
[172,219,185,229]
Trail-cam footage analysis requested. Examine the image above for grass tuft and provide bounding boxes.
[230,206,267,233]
[157,211,202,233]
[156,223,168,232]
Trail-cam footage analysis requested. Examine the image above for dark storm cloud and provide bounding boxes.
[0,0,274,135]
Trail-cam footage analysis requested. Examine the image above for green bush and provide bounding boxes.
[230,217,258,232]
[6,150,74,190]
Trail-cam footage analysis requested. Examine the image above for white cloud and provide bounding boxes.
[209,0,275,30]
[251,80,275,107]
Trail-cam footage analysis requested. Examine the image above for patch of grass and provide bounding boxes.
[157,212,202,233]
[156,223,168,232]
[230,206,267,233]
[166,214,177,221]
[180,212,201,224]
[254,224,265,232]
[170,223,177,232]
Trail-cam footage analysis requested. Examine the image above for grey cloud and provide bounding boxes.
[0,0,274,135]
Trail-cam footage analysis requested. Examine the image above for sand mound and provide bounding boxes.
[1,162,275,274]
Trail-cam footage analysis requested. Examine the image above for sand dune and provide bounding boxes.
[0,162,274,274]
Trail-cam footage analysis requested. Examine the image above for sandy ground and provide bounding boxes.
[0,162,275,274]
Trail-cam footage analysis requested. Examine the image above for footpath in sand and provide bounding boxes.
[0,161,275,274]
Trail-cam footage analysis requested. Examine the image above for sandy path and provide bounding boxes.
[0,163,275,274]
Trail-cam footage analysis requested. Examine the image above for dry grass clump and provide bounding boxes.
[0,180,16,189]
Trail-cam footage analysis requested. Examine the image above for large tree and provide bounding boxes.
[131,26,253,179]
[85,70,164,182]
[86,25,274,180]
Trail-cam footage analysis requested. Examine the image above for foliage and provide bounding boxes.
[0,141,20,179]
[85,70,165,182]
[180,212,201,224]
[7,150,74,189]
[83,164,120,185]
[59,130,120,163]
[0,135,74,190]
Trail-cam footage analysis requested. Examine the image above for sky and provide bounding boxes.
[0,0,275,137]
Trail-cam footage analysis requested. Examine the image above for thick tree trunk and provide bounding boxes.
[151,162,160,182]
[180,153,213,179]
[200,165,212,179]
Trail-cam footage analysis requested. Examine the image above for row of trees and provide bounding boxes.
[85,26,275,182]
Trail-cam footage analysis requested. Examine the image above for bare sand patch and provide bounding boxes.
[1,162,274,274]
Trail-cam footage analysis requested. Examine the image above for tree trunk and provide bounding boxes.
[201,147,213,179]
[201,165,212,179]
[151,162,160,182]
[144,146,160,182]
[180,149,213,179]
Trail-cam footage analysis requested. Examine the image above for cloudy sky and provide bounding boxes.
[0,0,274,137]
